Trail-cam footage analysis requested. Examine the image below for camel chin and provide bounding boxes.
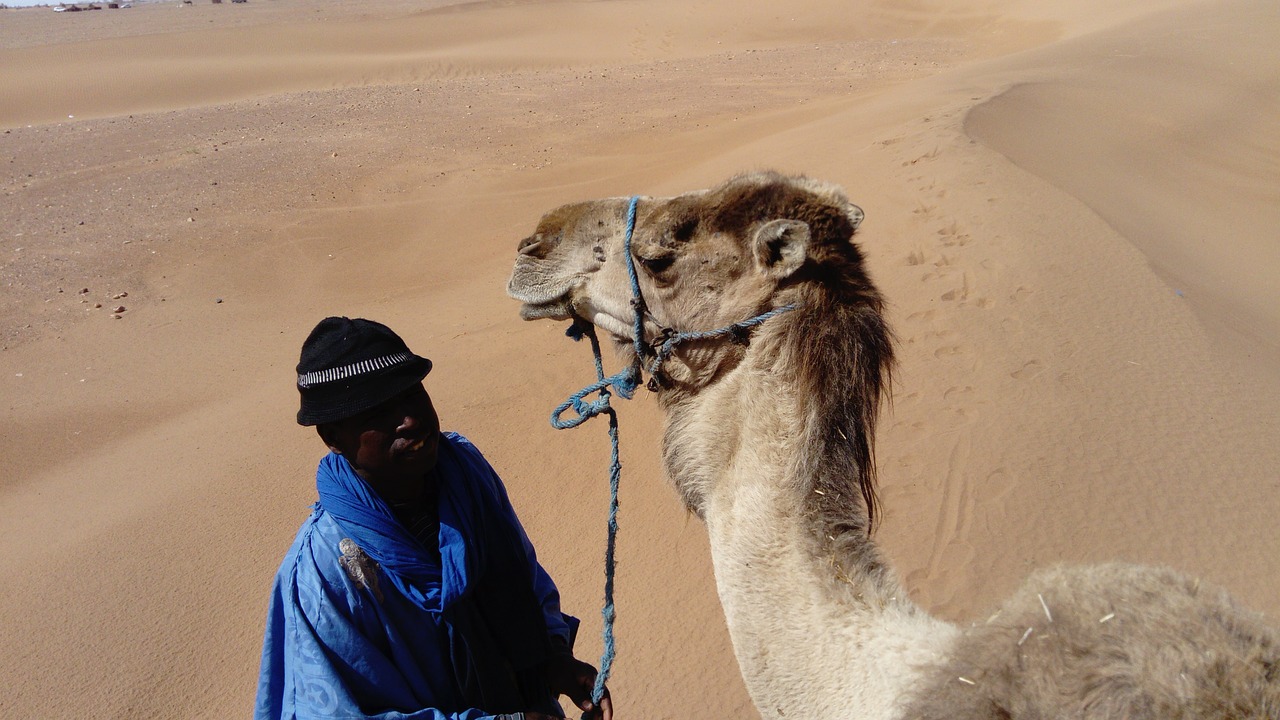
[582,309,638,344]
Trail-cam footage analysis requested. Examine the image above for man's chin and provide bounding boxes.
[405,451,438,478]
[381,450,437,487]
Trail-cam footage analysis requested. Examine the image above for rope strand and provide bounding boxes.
[554,321,622,710]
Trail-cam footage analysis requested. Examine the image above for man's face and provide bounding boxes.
[320,382,441,489]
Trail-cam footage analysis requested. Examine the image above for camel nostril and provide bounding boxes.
[518,236,542,255]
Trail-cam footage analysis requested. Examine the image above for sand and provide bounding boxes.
[1,0,1277,716]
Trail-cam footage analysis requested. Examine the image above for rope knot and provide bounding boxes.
[648,326,677,354]
[613,365,641,399]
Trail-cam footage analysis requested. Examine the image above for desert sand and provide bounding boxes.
[1,0,1277,716]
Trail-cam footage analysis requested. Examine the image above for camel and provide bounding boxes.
[506,172,1280,719]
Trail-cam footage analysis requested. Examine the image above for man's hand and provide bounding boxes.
[546,655,614,720]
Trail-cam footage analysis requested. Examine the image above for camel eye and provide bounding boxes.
[637,253,675,275]
[672,218,698,243]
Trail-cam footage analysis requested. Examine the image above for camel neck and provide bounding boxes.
[687,356,908,606]
[662,328,956,718]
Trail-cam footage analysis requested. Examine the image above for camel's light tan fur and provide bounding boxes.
[507,172,1280,719]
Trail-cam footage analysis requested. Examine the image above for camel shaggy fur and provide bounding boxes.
[506,172,1280,719]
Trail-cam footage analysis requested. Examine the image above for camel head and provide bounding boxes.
[508,172,892,524]
[508,171,872,389]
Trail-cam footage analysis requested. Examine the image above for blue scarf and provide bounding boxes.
[312,436,558,715]
[314,452,445,608]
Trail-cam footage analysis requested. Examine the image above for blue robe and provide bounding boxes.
[255,433,576,720]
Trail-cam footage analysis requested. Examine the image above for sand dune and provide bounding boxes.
[1,0,1277,717]
[0,0,1053,127]
[966,0,1280,368]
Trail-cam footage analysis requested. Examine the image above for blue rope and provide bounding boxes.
[647,304,797,382]
[550,197,644,431]
[547,195,797,715]
[556,321,621,713]
[549,198,639,714]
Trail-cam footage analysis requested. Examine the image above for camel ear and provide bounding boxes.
[752,219,810,278]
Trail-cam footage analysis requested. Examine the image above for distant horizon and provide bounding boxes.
[2,0,151,6]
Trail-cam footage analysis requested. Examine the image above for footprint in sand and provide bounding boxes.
[984,467,1016,503]
[936,221,970,247]
[907,146,942,166]
[890,419,928,441]
[940,273,971,302]
[1011,359,1043,379]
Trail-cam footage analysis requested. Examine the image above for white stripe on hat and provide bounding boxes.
[297,351,412,388]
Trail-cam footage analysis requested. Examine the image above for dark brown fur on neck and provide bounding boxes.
[656,173,896,589]
[711,173,893,536]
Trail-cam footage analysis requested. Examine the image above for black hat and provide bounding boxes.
[296,317,433,426]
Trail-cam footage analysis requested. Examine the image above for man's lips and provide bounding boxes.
[397,436,432,455]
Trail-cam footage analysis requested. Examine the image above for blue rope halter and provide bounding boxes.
[548,196,797,712]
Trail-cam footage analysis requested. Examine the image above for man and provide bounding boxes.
[256,317,612,720]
